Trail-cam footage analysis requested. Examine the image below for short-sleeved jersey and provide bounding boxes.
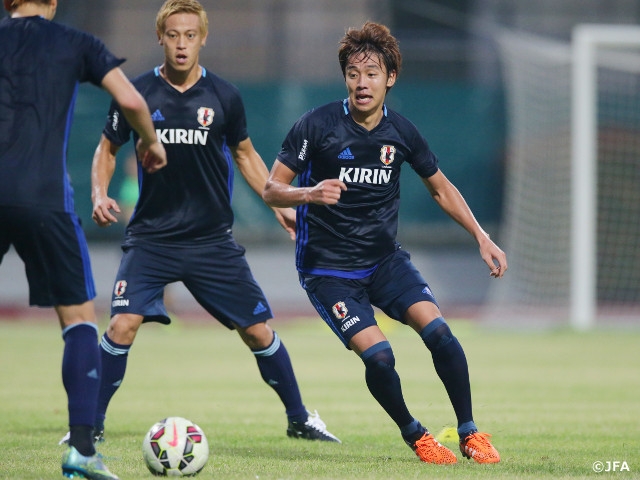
[277,99,439,278]
[104,67,248,245]
[0,16,124,211]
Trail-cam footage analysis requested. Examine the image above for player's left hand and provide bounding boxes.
[479,236,507,279]
[274,207,296,240]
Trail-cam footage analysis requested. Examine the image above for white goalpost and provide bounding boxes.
[484,25,640,329]
[571,25,640,329]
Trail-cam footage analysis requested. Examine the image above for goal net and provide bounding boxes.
[483,26,640,328]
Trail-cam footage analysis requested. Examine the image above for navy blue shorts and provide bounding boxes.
[0,206,96,307]
[300,249,438,348]
[110,235,273,328]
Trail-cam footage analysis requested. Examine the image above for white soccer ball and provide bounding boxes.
[142,417,209,477]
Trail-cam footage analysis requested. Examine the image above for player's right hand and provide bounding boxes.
[137,139,167,173]
[92,196,121,227]
[307,178,347,205]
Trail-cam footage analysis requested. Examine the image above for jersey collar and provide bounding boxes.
[342,98,388,117]
[153,65,206,78]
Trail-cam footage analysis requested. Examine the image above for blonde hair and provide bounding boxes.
[156,0,208,36]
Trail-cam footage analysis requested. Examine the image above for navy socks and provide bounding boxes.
[358,319,476,443]
[361,341,415,432]
[253,332,307,423]
[420,317,474,429]
[100,330,309,428]
[62,323,100,456]
[96,333,131,431]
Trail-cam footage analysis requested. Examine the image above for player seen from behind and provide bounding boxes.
[0,1,167,479]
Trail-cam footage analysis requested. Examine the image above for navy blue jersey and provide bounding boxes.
[104,67,248,245]
[277,99,439,277]
[0,15,124,211]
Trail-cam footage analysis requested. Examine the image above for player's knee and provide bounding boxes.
[361,341,395,371]
[107,313,142,344]
[238,322,273,350]
[419,317,456,352]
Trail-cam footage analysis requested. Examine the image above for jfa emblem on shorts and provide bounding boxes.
[197,107,214,128]
[332,301,348,320]
[114,280,127,297]
[380,145,396,166]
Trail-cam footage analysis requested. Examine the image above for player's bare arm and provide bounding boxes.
[263,160,347,208]
[422,170,507,278]
[100,68,167,174]
[91,135,122,227]
[231,138,296,239]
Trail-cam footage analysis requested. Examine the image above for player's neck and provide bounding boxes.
[159,64,202,93]
[349,106,385,131]
[11,3,56,20]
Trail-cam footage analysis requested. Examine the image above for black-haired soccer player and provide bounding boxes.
[0,1,166,479]
[263,21,507,465]
[71,0,339,445]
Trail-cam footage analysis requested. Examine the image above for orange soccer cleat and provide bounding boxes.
[459,432,500,464]
[410,432,458,464]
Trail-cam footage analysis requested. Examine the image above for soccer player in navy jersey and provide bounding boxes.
[82,0,339,444]
[263,22,507,464]
[0,1,166,478]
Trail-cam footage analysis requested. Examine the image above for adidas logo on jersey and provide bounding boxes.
[151,109,165,121]
[338,147,355,160]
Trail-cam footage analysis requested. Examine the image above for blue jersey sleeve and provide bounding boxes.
[394,114,439,178]
[75,30,125,86]
[277,109,316,174]
[103,100,133,147]
[408,134,439,178]
[217,80,248,147]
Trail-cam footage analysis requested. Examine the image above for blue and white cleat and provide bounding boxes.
[61,446,119,480]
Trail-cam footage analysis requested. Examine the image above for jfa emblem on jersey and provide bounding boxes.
[380,145,396,166]
[332,301,348,320]
[114,280,127,297]
[197,107,215,128]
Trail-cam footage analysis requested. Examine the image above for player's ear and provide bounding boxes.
[45,0,58,19]
[157,30,164,46]
[201,32,208,48]
[386,70,397,88]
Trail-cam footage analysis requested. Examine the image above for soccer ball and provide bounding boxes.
[142,417,209,477]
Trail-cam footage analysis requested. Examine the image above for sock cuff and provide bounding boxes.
[399,419,421,437]
[252,331,281,357]
[361,340,392,362]
[419,316,446,340]
[100,332,131,356]
[61,322,98,340]
[457,421,477,437]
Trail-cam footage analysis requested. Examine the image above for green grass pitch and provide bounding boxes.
[0,316,638,479]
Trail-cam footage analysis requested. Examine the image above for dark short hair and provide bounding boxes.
[338,21,402,80]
